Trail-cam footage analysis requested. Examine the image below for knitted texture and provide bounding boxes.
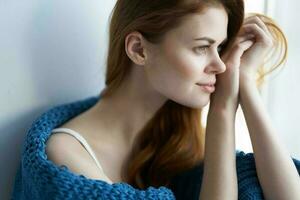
[11,94,300,200]
[169,151,300,200]
[236,151,300,199]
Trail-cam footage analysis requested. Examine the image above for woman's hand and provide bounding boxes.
[210,26,254,110]
[239,16,274,82]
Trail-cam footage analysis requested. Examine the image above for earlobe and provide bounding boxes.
[125,31,147,65]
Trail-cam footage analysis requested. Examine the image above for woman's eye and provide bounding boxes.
[194,46,209,54]
[194,45,224,55]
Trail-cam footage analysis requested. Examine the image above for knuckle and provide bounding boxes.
[255,16,261,21]
[253,24,259,29]
[261,38,273,47]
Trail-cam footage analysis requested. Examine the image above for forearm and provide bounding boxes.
[240,79,300,200]
[199,100,238,200]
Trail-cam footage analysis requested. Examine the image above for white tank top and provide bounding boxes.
[51,127,112,182]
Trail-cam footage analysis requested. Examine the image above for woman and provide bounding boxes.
[11,0,300,199]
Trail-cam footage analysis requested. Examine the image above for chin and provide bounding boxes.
[185,98,210,109]
[168,91,210,109]
[191,102,209,109]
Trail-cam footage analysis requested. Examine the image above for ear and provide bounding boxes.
[125,31,147,66]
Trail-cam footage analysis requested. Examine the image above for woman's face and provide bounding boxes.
[144,6,228,109]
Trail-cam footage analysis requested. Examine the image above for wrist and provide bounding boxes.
[239,74,261,107]
[209,95,238,115]
[240,72,256,89]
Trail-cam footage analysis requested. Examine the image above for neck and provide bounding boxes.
[92,66,168,146]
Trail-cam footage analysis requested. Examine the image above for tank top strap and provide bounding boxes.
[51,127,104,173]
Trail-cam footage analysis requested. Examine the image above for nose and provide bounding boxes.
[204,51,226,74]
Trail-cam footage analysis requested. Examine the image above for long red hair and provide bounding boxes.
[100,0,287,189]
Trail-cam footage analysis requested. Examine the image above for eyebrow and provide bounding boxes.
[194,37,228,45]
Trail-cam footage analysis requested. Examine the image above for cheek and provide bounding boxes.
[146,55,181,90]
[164,46,206,83]
[145,47,211,109]
[146,48,206,95]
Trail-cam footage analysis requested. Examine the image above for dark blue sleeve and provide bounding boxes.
[236,150,300,200]
[168,162,204,200]
[169,151,300,200]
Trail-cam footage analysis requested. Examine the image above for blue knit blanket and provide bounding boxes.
[11,94,300,200]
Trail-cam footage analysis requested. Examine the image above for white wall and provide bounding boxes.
[1,0,299,199]
[264,0,300,159]
[0,0,116,199]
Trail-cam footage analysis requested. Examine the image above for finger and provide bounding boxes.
[245,17,272,39]
[243,16,272,38]
[222,37,254,64]
[232,39,254,58]
[243,23,273,47]
[222,40,254,69]
[228,34,255,52]
[221,34,255,60]
[235,34,255,44]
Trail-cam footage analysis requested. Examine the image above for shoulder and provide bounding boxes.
[45,132,112,183]
[45,133,89,171]
[46,133,79,163]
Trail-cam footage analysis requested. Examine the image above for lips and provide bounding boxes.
[196,83,215,86]
[196,79,216,85]
[196,83,215,93]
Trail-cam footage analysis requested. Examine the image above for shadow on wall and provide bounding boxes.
[1,0,115,199]
[0,106,44,199]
